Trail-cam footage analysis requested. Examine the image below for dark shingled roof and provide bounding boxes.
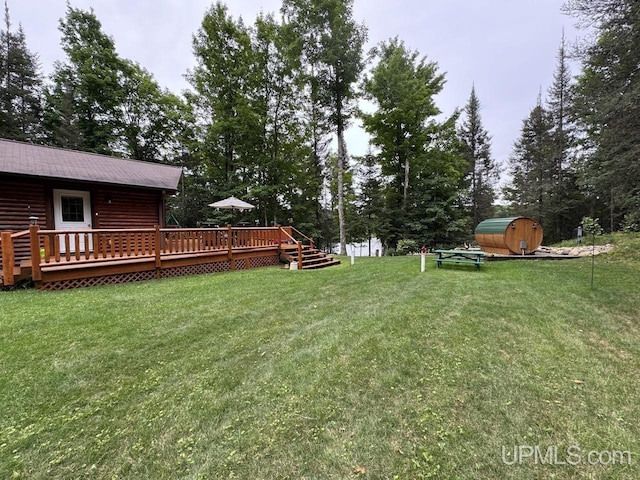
[0,139,182,191]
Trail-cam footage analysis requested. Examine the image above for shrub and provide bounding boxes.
[621,213,640,233]
[581,216,603,236]
[397,239,418,255]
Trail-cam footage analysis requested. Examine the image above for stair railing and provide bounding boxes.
[1,229,30,287]
[279,226,298,245]
[278,227,305,265]
[289,226,314,250]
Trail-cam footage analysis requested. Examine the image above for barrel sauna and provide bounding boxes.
[474,217,543,255]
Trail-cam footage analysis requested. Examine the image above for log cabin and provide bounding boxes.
[0,139,338,289]
[0,139,182,264]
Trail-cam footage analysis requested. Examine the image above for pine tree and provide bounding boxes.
[0,2,43,141]
[503,95,555,226]
[544,33,585,241]
[42,75,82,149]
[547,32,573,183]
[567,0,640,230]
[458,86,498,227]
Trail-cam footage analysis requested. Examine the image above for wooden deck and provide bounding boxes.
[0,225,333,290]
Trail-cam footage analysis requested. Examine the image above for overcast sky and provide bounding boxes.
[10,0,583,178]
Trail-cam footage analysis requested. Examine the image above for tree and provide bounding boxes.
[186,2,256,224]
[326,151,359,247]
[42,73,82,149]
[502,32,590,243]
[567,0,640,230]
[185,3,314,229]
[281,0,367,255]
[43,4,192,173]
[353,152,385,255]
[279,2,331,242]
[406,113,469,248]
[44,5,125,154]
[361,38,443,212]
[361,37,456,248]
[250,13,313,230]
[116,60,193,163]
[503,95,555,225]
[0,2,43,141]
[458,85,498,227]
[547,32,573,183]
[543,32,586,240]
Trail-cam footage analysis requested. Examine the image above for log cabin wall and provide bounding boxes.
[1,175,168,265]
[0,176,47,229]
[93,186,165,229]
[0,176,48,263]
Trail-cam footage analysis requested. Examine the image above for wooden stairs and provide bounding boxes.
[0,260,32,288]
[281,244,341,270]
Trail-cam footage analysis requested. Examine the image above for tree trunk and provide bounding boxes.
[403,156,410,210]
[337,127,347,255]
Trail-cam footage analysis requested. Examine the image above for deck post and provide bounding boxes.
[154,225,162,277]
[228,224,235,269]
[1,231,15,286]
[297,241,303,268]
[29,225,42,282]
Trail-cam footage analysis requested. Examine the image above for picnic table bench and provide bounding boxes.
[434,249,485,270]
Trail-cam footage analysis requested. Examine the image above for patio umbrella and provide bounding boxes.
[208,196,255,225]
[208,196,255,211]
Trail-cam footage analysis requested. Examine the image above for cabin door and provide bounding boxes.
[53,189,93,254]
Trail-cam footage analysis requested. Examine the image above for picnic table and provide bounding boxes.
[434,249,485,270]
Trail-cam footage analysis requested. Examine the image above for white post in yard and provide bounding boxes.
[350,247,355,266]
[421,245,426,273]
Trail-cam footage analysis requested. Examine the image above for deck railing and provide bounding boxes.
[159,226,286,254]
[2,225,304,287]
[31,225,292,281]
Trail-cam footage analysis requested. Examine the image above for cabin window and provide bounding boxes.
[61,196,85,222]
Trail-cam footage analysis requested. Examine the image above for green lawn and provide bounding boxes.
[1,234,639,479]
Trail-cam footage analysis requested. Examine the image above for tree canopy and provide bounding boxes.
[3,0,639,249]
[566,0,640,231]
[0,4,43,142]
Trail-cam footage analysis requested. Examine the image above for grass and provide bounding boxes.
[1,233,639,479]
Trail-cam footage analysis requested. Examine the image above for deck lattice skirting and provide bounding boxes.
[160,259,234,279]
[37,255,281,290]
[39,270,158,291]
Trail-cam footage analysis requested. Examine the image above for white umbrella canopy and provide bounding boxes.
[208,196,255,211]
